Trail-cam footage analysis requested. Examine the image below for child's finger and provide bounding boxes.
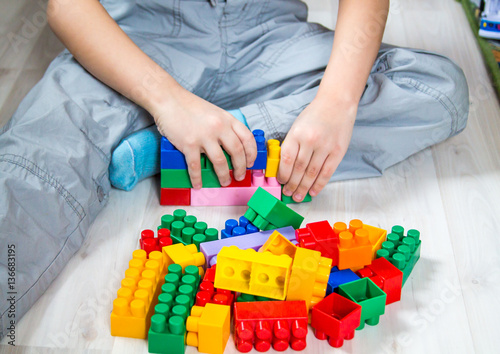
[277,138,299,187]
[292,151,328,202]
[220,131,247,182]
[185,149,203,189]
[282,145,313,197]
[309,154,341,196]
[204,142,231,187]
[232,123,257,169]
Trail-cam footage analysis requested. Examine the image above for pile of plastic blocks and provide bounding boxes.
[110,187,421,354]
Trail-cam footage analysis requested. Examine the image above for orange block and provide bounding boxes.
[336,220,372,270]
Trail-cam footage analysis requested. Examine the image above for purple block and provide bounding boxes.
[200,226,297,268]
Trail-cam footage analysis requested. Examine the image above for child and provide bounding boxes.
[0,0,468,337]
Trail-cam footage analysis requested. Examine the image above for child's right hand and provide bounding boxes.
[151,85,257,189]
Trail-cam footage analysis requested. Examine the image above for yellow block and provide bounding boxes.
[259,230,297,258]
[286,247,332,310]
[214,246,292,300]
[363,223,387,260]
[186,303,231,354]
[265,139,281,177]
[162,243,205,276]
[110,249,164,339]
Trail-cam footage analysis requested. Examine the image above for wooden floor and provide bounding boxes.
[1,0,500,353]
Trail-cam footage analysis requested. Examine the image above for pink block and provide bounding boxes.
[190,170,281,206]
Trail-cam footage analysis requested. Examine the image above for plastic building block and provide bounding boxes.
[311,293,361,348]
[190,171,281,207]
[226,170,252,187]
[140,229,173,255]
[265,139,280,177]
[111,249,164,339]
[160,137,188,169]
[200,226,297,268]
[214,246,293,300]
[244,187,304,230]
[337,278,386,330]
[356,257,403,304]
[363,224,387,260]
[336,220,372,270]
[221,216,259,239]
[249,129,267,169]
[163,243,205,276]
[186,303,231,354]
[259,230,297,258]
[158,210,218,250]
[233,301,308,352]
[295,221,339,265]
[160,136,232,170]
[326,266,360,295]
[281,189,312,204]
[286,247,333,310]
[148,263,200,354]
[160,188,191,206]
[161,162,220,188]
[194,265,235,308]
[375,226,421,286]
[236,293,277,302]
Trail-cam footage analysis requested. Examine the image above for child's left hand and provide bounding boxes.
[277,98,356,202]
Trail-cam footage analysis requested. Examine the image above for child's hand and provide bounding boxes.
[278,98,356,202]
[152,86,256,189]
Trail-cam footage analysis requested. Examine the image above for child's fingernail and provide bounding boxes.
[193,183,202,189]
[294,194,303,201]
[309,189,317,197]
[283,188,292,197]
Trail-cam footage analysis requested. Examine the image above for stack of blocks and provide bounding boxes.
[160,129,284,206]
[111,187,422,353]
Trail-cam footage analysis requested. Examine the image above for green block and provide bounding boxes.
[280,187,312,204]
[158,210,218,248]
[376,226,421,286]
[338,278,386,330]
[148,264,199,353]
[236,293,276,302]
[161,155,221,188]
[244,187,304,229]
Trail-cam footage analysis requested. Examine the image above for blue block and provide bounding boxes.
[249,130,267,169]
[160,137,187,169]
[327,266,360,295]
[220,216,259,239]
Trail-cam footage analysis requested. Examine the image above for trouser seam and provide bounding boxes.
[0,154,86,220]
[391,75,458,136]
[257,102,280,140]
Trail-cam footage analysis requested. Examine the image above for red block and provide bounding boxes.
[234,301,308,353]
[226,170,252,188]
[311,293,361,348]
[356,257,403,304]
[295,221,339,266]
[139,228,173,255]
[160,188,191,206]
[194,265,235,308]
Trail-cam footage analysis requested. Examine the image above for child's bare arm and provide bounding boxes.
[47,0,256,188]
[278,0,390,201]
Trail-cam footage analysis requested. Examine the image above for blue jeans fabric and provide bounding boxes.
[0,0,469,337]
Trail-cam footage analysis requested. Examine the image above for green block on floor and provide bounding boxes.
[157,210,219,248]
[376,226,421,286]
[148,264,199,353]
[338,278,386,330]
[244,187,304,229]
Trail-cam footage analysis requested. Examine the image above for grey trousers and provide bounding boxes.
[0,0,468,338]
